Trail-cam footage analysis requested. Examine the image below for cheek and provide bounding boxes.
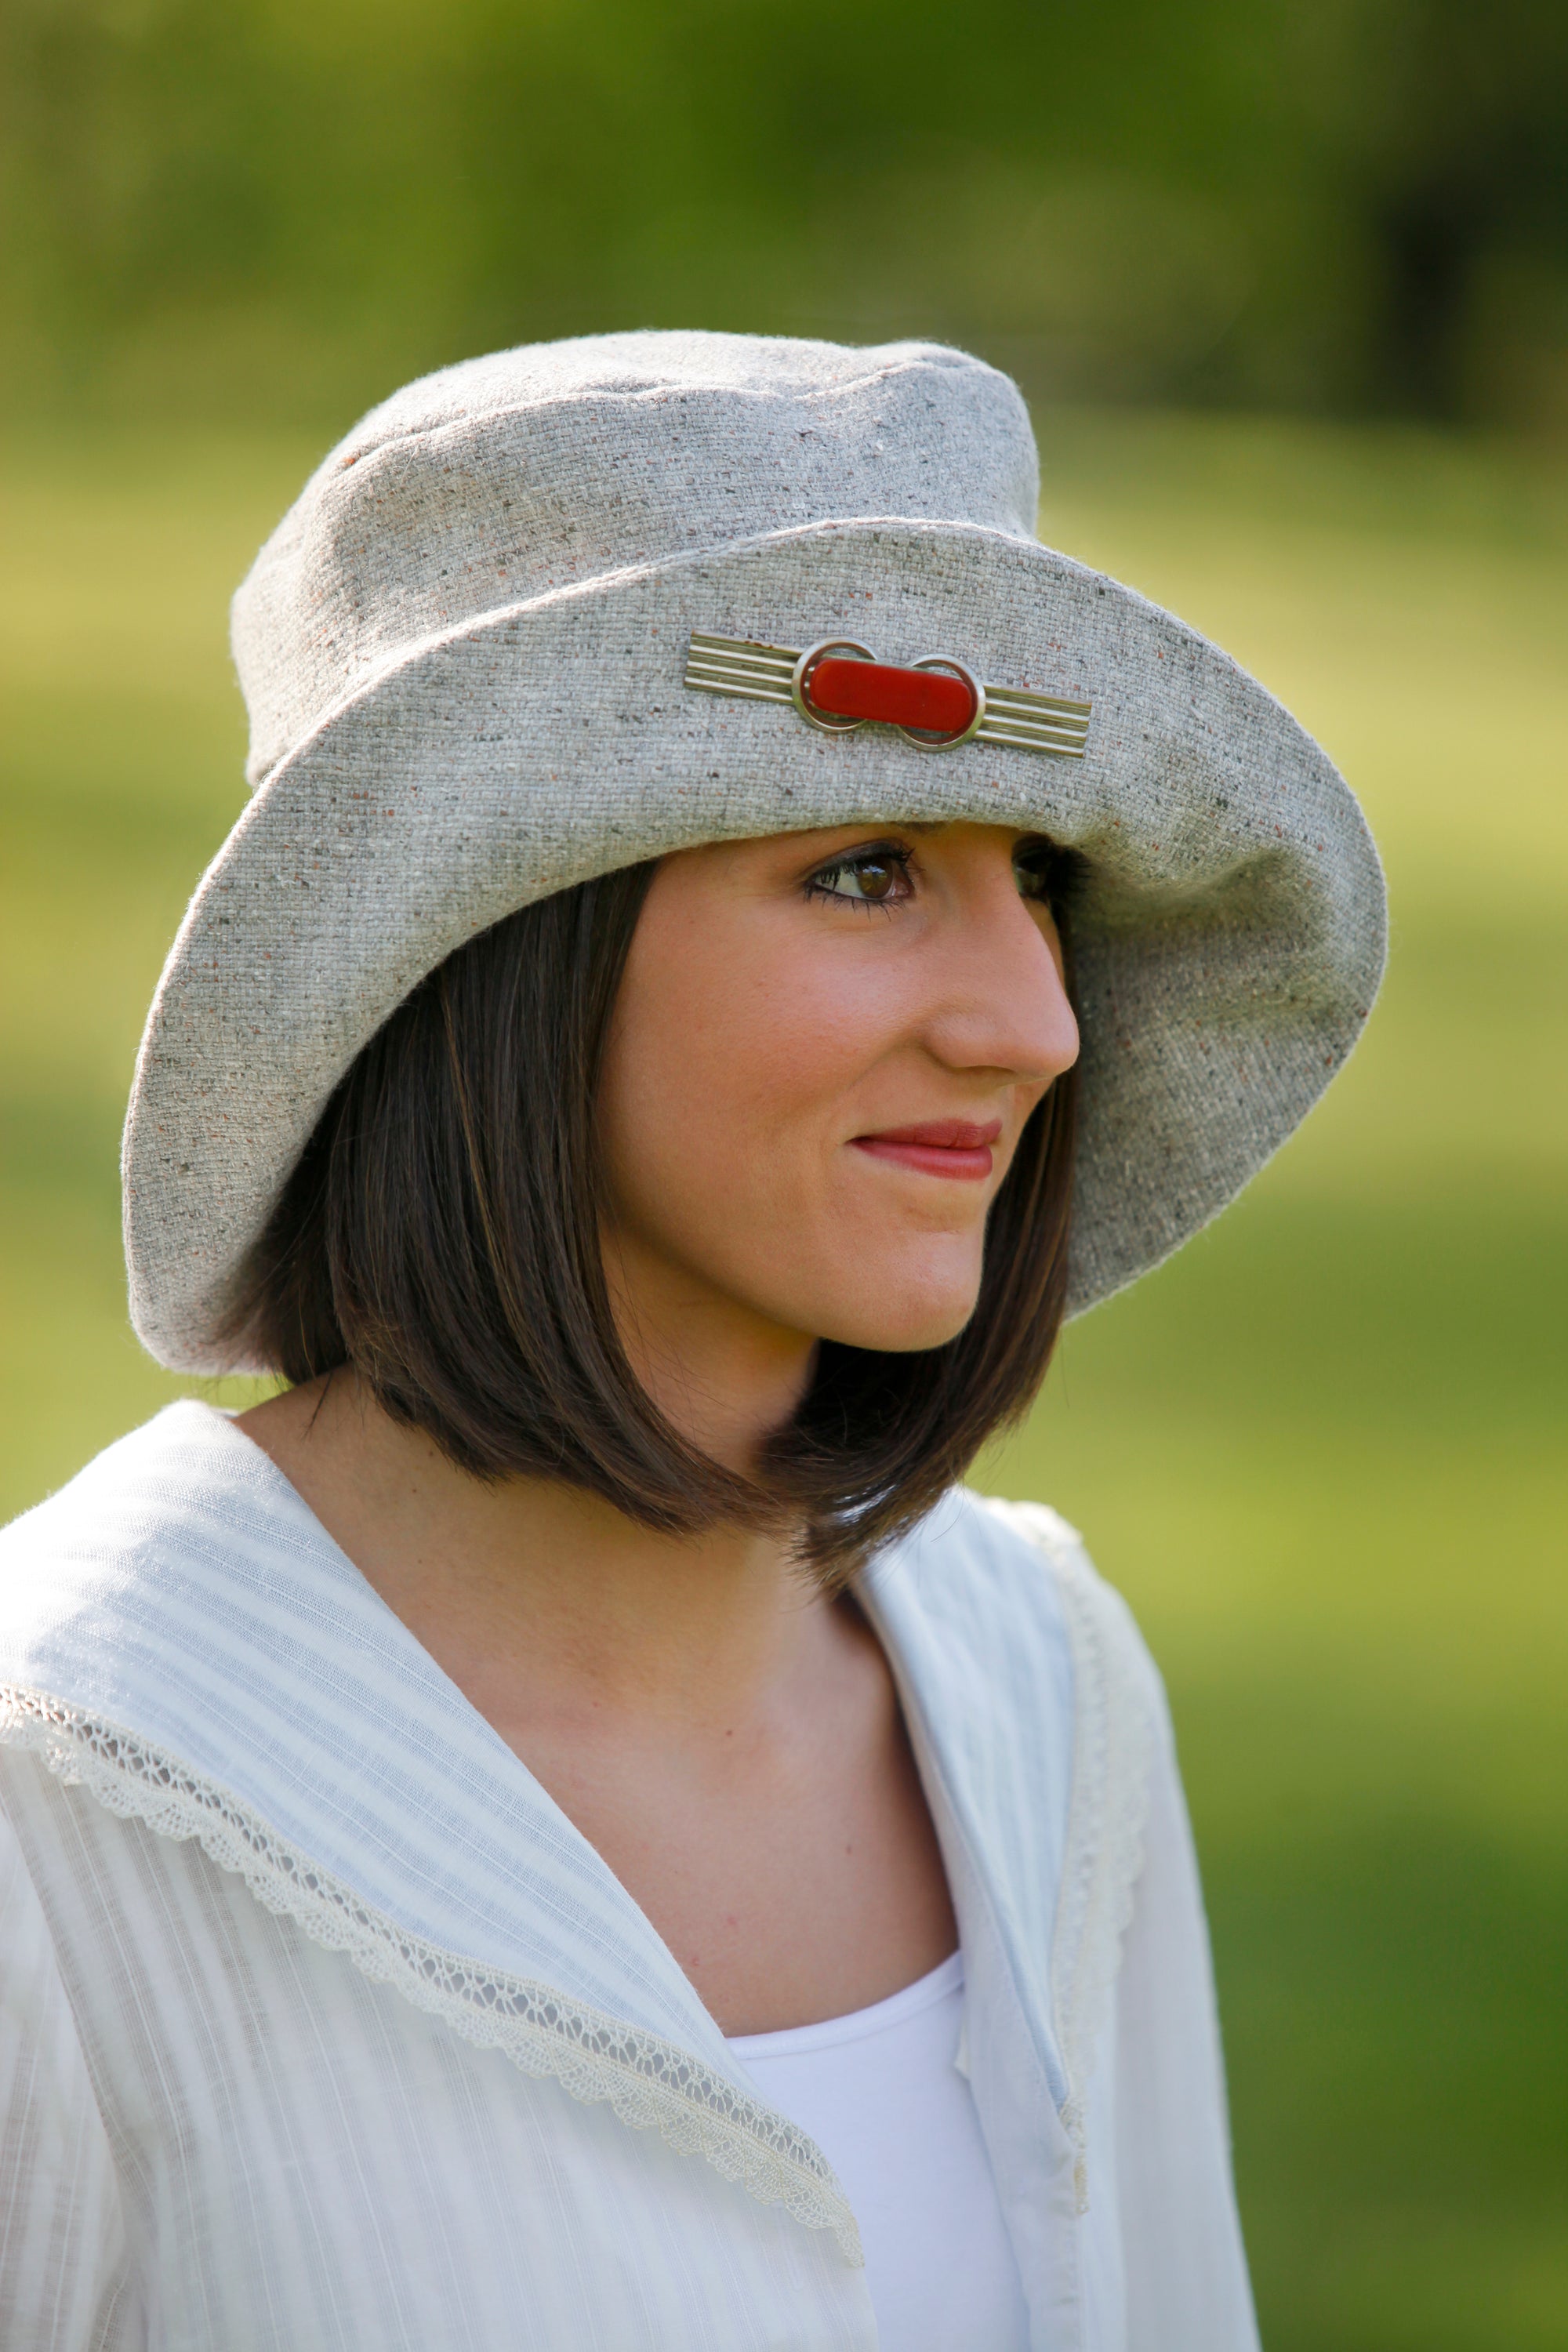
[599,915,880,1249]
[598,914,995,1352]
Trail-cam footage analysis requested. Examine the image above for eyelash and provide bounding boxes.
[804,843,914,913]
[804,843,1062,912]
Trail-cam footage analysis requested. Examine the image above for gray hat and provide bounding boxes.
[124,331,1385,1374]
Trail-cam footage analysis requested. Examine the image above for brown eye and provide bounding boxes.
[811,850,912,906]
[1013,846,1059,904]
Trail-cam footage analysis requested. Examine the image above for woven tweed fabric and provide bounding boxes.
[123,331,1385,1373]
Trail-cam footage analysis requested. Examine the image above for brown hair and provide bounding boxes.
[232,855,1080,1582]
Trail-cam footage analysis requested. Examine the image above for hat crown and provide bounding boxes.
[233,331,1041,787]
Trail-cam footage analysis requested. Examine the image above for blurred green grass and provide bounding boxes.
[2,412,1564,2350]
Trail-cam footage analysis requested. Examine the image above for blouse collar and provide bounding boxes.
[0,1400,1074,2111]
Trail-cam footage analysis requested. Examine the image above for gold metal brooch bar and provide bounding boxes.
[684,631,1091,757]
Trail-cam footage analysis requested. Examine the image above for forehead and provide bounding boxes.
[757,819,1055,855]
[660,822,1061,891]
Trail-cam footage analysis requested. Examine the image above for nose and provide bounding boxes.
[920,858,1080,1087]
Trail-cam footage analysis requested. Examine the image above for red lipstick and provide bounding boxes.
[851,1117,1003,1181]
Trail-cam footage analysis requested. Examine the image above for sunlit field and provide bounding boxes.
[2,412,1563,2350]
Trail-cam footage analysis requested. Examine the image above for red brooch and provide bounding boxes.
[685,633,1091,757]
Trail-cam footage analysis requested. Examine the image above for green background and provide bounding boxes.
[2,0,1566,2339]
[2,412,1562,2352]
[5,0,1568,427]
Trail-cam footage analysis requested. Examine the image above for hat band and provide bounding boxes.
[685,631,1091,757]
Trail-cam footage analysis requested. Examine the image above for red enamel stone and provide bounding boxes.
[807,658,976,734]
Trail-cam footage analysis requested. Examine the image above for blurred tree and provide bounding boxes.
[0,0,1563,423]
[1347,0,1568,413]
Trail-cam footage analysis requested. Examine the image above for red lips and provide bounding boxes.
[851,1118,1003,1181]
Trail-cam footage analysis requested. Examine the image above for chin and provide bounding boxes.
[813,1286,982,1356]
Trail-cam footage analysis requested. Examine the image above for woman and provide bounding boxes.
[0,333,1384,2350]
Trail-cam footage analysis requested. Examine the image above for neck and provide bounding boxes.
[233,1348,956,2038]
[601,1218,818,1474]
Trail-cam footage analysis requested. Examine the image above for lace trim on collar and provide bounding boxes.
[976,1500,1159,2212]
[0,1683,862,2265]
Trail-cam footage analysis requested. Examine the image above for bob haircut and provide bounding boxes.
[231,852,1081,1584]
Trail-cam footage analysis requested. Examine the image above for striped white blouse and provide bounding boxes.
[0,1404,1258,2350]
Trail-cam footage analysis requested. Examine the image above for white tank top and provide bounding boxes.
[727,1953,1030,2350]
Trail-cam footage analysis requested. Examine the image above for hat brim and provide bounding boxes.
[125,516,1385,1373]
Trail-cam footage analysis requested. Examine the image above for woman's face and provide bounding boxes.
[598,822,1080,1366]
